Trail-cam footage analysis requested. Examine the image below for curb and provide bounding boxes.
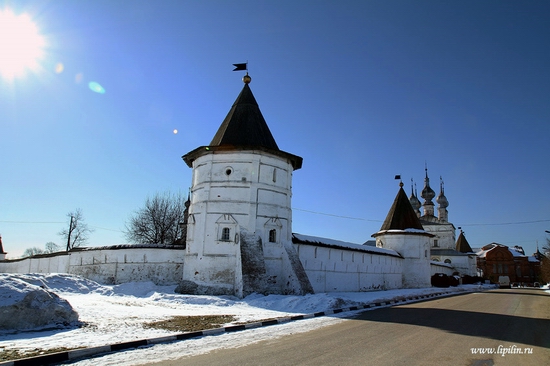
[0,288,481,365]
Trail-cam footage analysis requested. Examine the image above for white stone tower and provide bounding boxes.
[373,181,433,288]
[181,75,313,297]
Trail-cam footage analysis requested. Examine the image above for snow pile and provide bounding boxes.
[0,274,79,331]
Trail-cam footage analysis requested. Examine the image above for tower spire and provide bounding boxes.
[409,178,421,218]
[421,164,435,217]
[436,176,449,222]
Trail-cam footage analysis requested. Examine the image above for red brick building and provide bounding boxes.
[476,243,540,285]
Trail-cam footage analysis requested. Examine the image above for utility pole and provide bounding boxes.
[66,215,74,251]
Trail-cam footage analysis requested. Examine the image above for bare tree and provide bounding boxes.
[541,235,550,284]
[125,191,186,244]
[22,247,44,257]
[543,235,550,256]
[58,208,94,250]
[44,241,60,253]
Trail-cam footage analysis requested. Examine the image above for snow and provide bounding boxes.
[0,274,79,331]
[0,273,493,365]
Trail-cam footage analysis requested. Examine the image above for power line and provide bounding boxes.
[89,226,125,233]
[292,209,550,227]
[459,219,550,227]
[292,208,383,222]
[0,220,64,224]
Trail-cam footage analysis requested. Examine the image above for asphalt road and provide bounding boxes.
[152,288,550,366]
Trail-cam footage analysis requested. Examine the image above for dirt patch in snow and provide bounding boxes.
[143,315,236,333]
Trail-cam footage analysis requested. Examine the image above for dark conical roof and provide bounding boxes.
[182,81,302,170]
[380,187,425,231]
[210,83,279,150]
[455,231,473,253]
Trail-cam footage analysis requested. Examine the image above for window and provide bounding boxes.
[433,240,439,248]
[264,217,282,244]
[444,259,451,264]
[268,229,276,243]
[221,227,231,241]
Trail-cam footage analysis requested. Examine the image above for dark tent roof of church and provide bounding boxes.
[455,231,474,253]
[379,186,425,231]
[182,82,302,170]
[210,83,279,149]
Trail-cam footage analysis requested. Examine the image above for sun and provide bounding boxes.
[0,8,45,81]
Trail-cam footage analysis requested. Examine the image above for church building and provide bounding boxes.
[409,170,476,275]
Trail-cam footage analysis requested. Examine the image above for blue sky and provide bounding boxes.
[1,0,549,258]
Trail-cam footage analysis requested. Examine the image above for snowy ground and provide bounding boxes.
[0,274,505,365]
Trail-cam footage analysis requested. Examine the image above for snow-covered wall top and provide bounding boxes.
[292,233,402,258]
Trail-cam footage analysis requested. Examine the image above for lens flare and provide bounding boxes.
[88,81,105,94]
[55,63,64,74]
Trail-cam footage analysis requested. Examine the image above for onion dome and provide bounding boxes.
[421,168,435,203]
[409,180,421,211]
[436,176,449,208]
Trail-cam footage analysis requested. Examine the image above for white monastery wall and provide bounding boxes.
[439,255,476,276]
[293,241,403,293]
[0,253,70,274]
[0,246,185,286]
[430,262,454,276]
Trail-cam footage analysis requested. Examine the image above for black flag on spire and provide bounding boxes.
[233,63,247,71]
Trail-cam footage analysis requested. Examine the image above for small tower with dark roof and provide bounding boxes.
[181,75,311,297]
[455,229,473,253]
[372,181,434,288]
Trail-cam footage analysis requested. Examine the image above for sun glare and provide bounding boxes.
[0,8,45,80]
